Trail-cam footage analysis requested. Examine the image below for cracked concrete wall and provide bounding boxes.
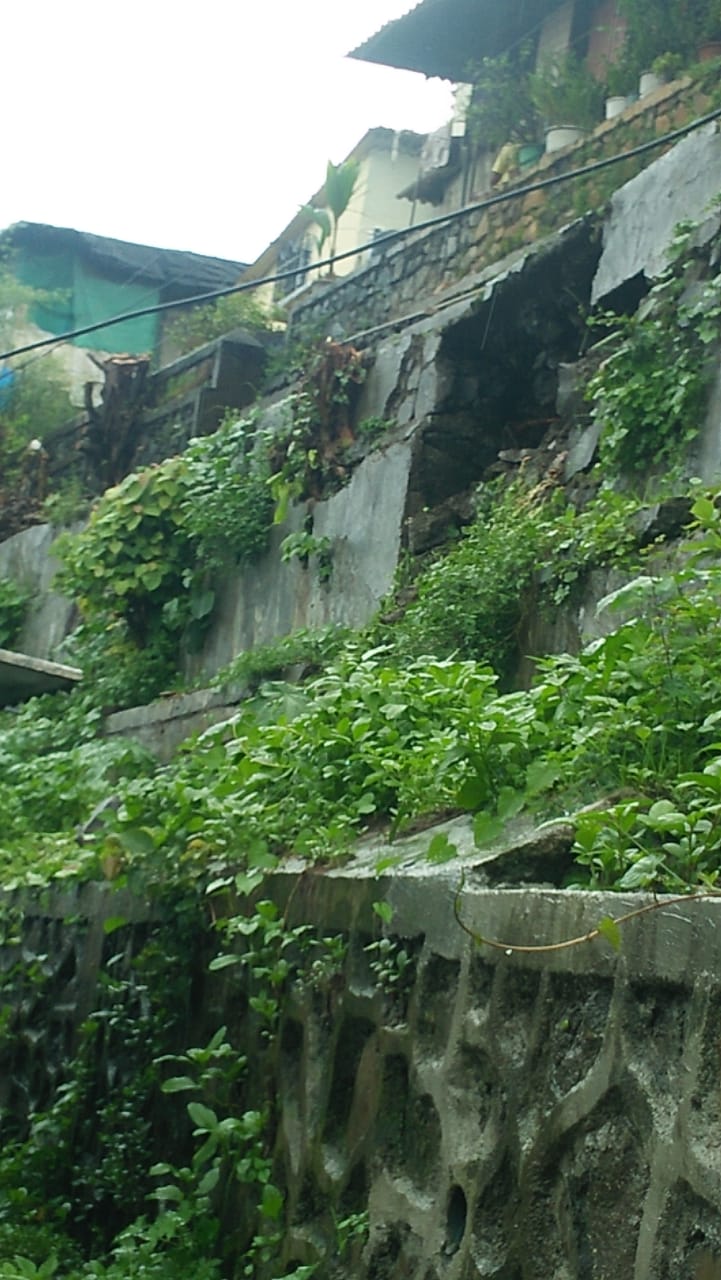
[0,522,77,661]
[592,123,721,304]
[290,79,718,346]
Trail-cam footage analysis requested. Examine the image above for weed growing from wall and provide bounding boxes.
[379,482,643,681]
[588,221,721,478]
[55,413,273,708]
[0,578,29,648]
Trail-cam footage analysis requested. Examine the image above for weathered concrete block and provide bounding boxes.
[0,523,76,660]
[592,123,721,303]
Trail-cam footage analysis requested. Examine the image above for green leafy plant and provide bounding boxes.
[163,291,270,359]
[587,236,721,476]
[364,936,415,997]
[55,413,273,707]
[465,44,540,149]
[211,625,352,690]
[603,54,637,97]
[0,578,29,649]
[280,530,333,581]
[376,482,555,681]
[302,158,361,275]
[618,0,697,72]
[529,53,604,128]
[651,50,685,79]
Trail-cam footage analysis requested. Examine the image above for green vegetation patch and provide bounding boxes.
[55,413,273,708]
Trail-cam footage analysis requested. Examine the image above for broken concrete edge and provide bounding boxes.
[269,863,721,985]
[104,681,247,733]
[8,853,719,989]
[10,808,685,990]
[0,646,81,681]
[0,646,82,708]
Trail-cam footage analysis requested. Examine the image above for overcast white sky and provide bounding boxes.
[1,1,452,266]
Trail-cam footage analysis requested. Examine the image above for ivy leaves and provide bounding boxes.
[587,231,721,477]
[55,415,273,706]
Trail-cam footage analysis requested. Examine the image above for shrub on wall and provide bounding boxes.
[0,578,29,649]
[55,413,273,707]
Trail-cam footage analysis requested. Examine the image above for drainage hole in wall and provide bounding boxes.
[443,1184,467,1257]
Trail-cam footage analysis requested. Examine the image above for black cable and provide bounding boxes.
[3,101,721,364]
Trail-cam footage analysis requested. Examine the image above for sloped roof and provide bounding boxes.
[349,0,552,82]
[3,223,245,294]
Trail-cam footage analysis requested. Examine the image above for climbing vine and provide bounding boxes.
[55,414,273,707]
[587,220,721,477]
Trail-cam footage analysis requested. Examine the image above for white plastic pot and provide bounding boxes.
[605,95,628,119]
[639,71,664,96]
[544,124,586,153]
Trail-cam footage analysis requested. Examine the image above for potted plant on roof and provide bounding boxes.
[617,0,693,94]
[604,53,637,118]
[465,45,542,172]
[529,53,604,153]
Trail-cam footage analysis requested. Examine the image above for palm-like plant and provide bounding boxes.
[303,158,360,277]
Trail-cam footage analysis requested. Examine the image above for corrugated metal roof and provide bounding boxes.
[349,0,552,82]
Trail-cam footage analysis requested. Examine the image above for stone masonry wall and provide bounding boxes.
[290,74,720,344]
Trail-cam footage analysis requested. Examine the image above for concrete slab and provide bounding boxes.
[0,647,81,707]
[592,123,721,303]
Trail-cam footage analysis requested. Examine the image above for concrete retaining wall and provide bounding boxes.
[7,853,721,1279]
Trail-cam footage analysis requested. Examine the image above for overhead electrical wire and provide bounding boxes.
[3,102,721,365]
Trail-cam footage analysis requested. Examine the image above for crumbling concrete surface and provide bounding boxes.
[592,122,721,304]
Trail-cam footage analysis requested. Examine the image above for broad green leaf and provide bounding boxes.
[497,787,525,822]
[373,854,404,874]
[426,832,458,863]
[190,588,215,620]
[372,900,394,925]
[208,953,241,971]
[206,1024,229,1051]
[617,855,661,890]
[102,915,128,935]
[198,1165,221,1195]
[691,495,716,524]
[261,1182,284,1220]
[152,1183,183,1203]
[161,1076,197,1094]
[187,1101,218,1131]
[473,811,504,846]
[597,916,622,951]
[457,774,488,811]
[117,826,156,856]
[525,759,561,796]
[356,793,377,815]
